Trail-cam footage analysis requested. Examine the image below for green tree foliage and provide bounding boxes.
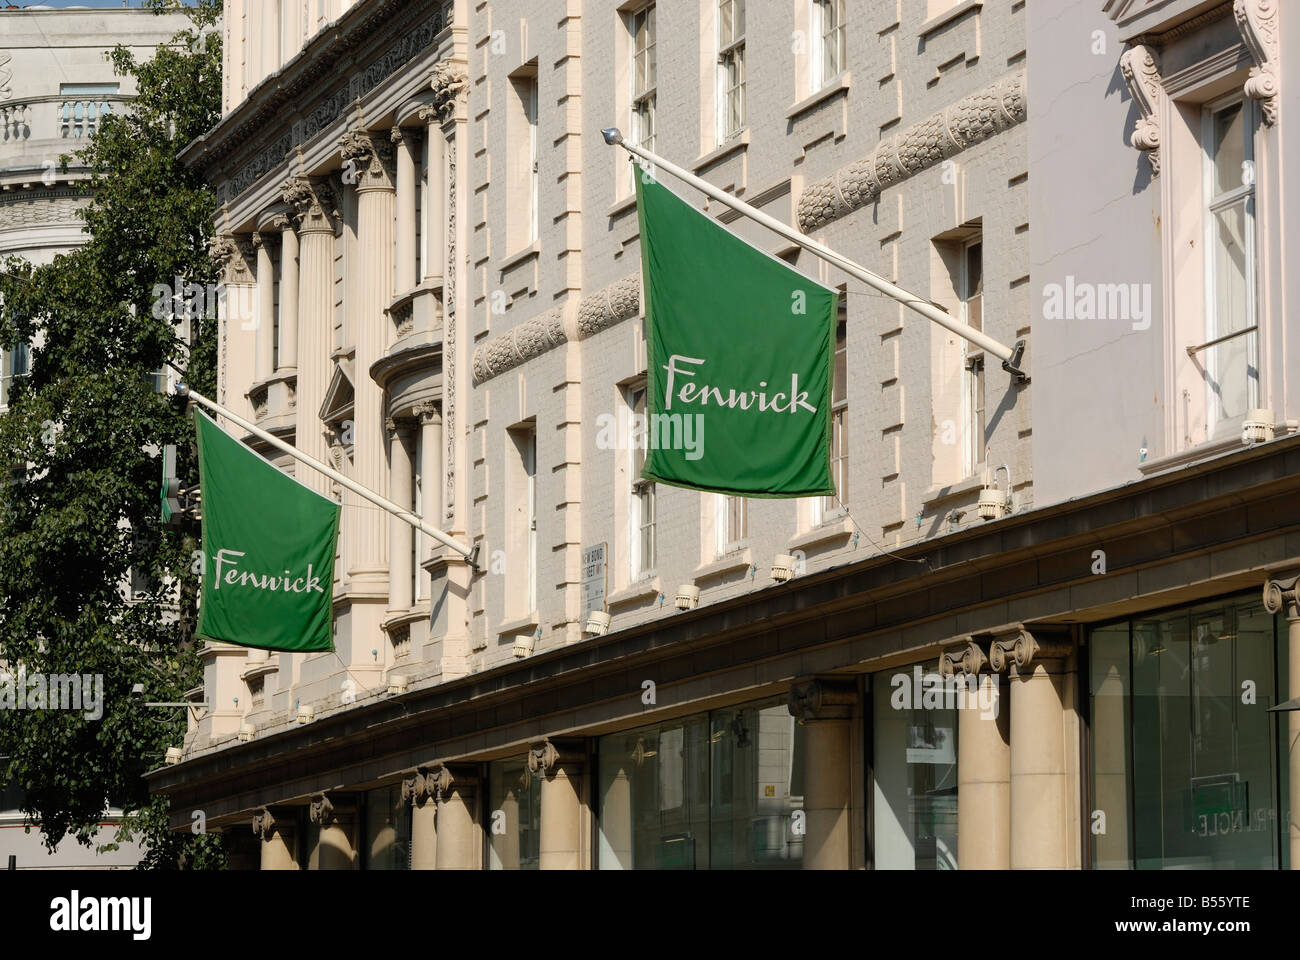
[0,0,225,868]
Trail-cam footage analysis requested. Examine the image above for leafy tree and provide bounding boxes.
[0,0,225,868]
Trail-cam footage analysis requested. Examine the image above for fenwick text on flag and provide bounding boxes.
[193,408,339,653]
[635,170,838,498]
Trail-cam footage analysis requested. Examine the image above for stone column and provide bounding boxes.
[280,176,337,495]
[789,677,857,869]
[208,234,257,422]
[415,403,443,563]
[941,639,1010,869]
[392,124,418,296]
[403,772,437,869]
[1264,575,1300,868]
[991,628,1072,870]
[277,215,299,373]
[432,765,480,870]
[253,230,276,384]
[307,794,357,870]
[418,104,445,283]
[253,808,298,870]
[337,127,394,588]
[387,417,414,615]
[532,740,586,870]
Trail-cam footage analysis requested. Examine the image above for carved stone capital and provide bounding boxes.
[939,637,987,677]
[208,234,255,285]
[987,626,1071,673]
[308,792,334,825]
[526,738,582,775]
[1235,0,1280,125]
[401,770,432,804]
[1119,43,1164,175]
[788,677,857,724]
[281,175,338,233]
[1263,574,1300,620]
[338,127,395,190]
[426,764,455,802]
[413,402,442,425]
[429,60,468,120]
[251,807,276,840]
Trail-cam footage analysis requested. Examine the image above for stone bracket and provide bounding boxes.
[1234,0,1280,125]
[1119,42,1164,176]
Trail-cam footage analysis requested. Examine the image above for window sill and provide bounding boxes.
[921,474,986,509]
[607,576,661,609]
[785,71,852,121]
[693,128,750,173]
[607,192,638,218]
[693,548,752,583]
[788,515,855,552]
[1135,424,1297,477]
[495,239,540,275]
[919,0,983,39]
[496,610,541,638]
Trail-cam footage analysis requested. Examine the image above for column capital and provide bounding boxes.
[414,401,442,425]
[425,763,479,802]
[1263,574,1300,620]
[251,807,276,841]
[208,234,255,284]
[401,769,435,805]
[281,175,338,234]
[939,636,987,677]
[429,60,468,121]
[386,416,415,440]
[338,126,395,191]
[987,625,1071,673]
[527,738,584,775]
[788,677,857,724]
[308,792,335,825]
[265,212,292,233]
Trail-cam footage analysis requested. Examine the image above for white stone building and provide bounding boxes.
[151,0,1300,872]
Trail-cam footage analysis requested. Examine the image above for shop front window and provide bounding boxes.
[596,697,804,869]
[487,757,540,870]
[872,665,959,869]
[1089,594,1285,869]
[363,784,411,869]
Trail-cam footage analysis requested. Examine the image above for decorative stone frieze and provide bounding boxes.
[470,273,642,383]
[796,71,1026,231]
[1118,43,1164,175]
[1234,0,1280,125]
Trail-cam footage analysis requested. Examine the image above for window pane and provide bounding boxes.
[1208,200,1253,423]
[719,0,733,45]
[1089,624,1132,868]
[487,758,541,869]
[1211,102,1246,197]
[364,785,411,869]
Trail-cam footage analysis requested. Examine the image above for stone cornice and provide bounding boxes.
[797,70,1025,232]
[471,274,641,383]
[178,0,450,201]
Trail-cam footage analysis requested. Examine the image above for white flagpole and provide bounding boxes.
[602,128,1026,380]
[176,384,477,565]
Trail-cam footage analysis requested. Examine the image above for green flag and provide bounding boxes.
[635,172,837,497]
[194,409,339,653]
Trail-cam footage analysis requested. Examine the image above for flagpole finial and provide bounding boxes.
[601,127,623,146]
[174,382,190,399]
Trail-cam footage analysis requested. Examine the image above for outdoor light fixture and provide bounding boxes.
[675,584,700,611]
[978,464,1012,521]
[583,610,612,636]
[164,747,183,765]
[771,554,797,582]
[1243,409,1276,445]
[513,634,536,658]
[387,675,408,696]
[297,703,315,724]
[238,722,256,742]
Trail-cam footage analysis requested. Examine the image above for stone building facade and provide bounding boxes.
[150,0,1300,871]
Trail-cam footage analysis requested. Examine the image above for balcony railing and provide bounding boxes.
[0,95,131,147]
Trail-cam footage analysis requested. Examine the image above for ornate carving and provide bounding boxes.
[401,771,430,804]
[308,793,334,824]
[281,176,337,232]
[444,134,457,523]
[1119,44,1164,175]
[251,807,276,839]
[208,234,255,285]
[1235,0,1280,125]
[339,127,395,189]
[987,626,1071,673]
[426,764,454,802]
[528,740,559,774]
[471,275,641,383]
[1263,574,1300,619]
[938,637,987,677]
[0,52,12,102]
[430,60,468,120]
[414,402,442,425]
[798,71,1026,231]
[787,677,857,723]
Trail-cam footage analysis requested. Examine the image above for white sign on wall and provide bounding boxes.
[582,543,607,615]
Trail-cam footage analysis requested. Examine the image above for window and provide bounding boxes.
[527,78,539,244]
[810,0,845,91]
[716,0,746,142]
[487,758,541,870]
[412,430,424,602]
[1,342,30,408]
[1201,96,1258,434]
[508,424,538,615]
[363,784,412,870]
[628,382,656,579]
[812,308,848,525]
[629,5,657,189]
[507,67,540,251]
[715,494,747,556]
[960,239,985,478]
